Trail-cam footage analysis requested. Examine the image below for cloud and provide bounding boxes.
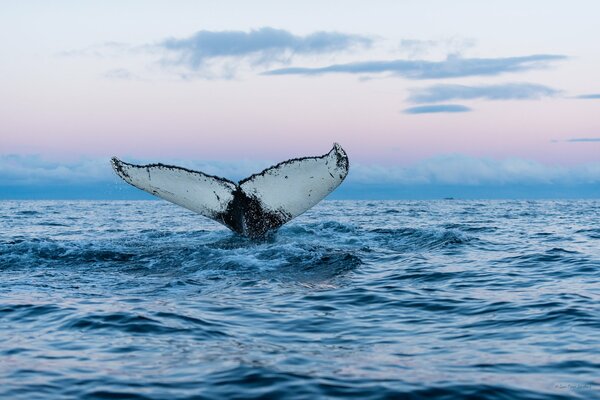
[398,37,476,58]
[575,94,600,99]
[0,155,113,185]
[349,155,600,185]
[103,68,135,80]
[2,154,599,199]
[58,41,138,58]
[566,137,600,142]
[61,28,372,79]
[403,104,471,114]
[264,54,566,79]
[408,82,560,103]
[159,27,372,70]
[63,32,567,83]
[0,154,274,186]
[398,39,438,57]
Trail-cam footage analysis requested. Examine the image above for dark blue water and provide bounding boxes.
[1,200,599,399]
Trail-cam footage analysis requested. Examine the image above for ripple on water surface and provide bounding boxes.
[0,200,599,400]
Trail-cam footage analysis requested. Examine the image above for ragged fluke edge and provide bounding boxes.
[111,143,349,238]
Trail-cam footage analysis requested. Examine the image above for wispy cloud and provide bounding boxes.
[398,37,475,58]
[403,104,471,114]
[62,27,372,79]
[574,94,600,99]
[408,83,560,103]
[103,68,135,80]
[159,27,372,70]
[58,41,139,58]
[63,32,567,83]
[566,137,600,142]
[264,54,566,79]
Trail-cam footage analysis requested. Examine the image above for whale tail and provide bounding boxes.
[111,143,349,237]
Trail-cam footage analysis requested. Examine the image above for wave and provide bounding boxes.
[0,233,362,284]
[369,227,475,251]
[60,311,230,338]
[1,200,599,400]
[8,371,583,400]
[575,228,600,239]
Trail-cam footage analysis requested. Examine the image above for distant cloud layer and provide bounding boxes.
[264,54,566,79]
[575,94,600,99]
[408,83,560,103]
[0,155,274,186]
[159,27,372,69]
[350,155,600,186]
[0,155,111,184]
[567,137,600,142]
[4,154,599,190]
[403,104,471,114]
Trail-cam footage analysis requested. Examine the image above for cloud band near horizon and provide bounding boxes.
[3,153,599,187]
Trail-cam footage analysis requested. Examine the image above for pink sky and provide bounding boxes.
[1,1,599,170]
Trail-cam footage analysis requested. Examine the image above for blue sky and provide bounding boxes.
[1,1,599,199]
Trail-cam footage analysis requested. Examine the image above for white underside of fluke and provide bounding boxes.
[239,144,348,219]
[111,143,349,237]
[110,160,235,219]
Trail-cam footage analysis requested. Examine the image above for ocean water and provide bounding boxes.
[1,200,599,400]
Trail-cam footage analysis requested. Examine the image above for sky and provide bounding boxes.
[1,0,599,199]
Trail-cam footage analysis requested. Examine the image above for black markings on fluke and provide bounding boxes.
[111,143,349,238]
[218,188,292,238]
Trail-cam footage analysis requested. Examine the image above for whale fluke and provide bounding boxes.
[111,143,349,238]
